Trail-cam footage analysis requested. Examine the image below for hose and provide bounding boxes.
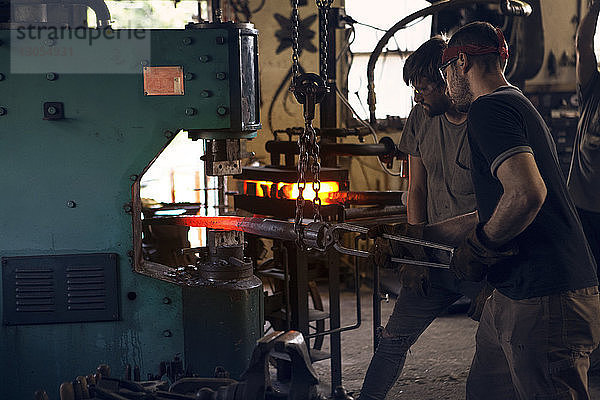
[366,0,532,125]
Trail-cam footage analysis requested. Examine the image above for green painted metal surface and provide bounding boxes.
[183,276,264,379]
[0,27,261,399]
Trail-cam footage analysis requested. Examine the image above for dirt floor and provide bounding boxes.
[310,285,600,400]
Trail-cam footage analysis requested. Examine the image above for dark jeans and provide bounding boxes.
[577,208,600,371]
[467,287,600,400]
[358,269,484,400]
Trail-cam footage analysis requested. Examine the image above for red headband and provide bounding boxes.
[442,27,509,64]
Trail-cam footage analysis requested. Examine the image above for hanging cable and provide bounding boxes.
[335,86,402,177]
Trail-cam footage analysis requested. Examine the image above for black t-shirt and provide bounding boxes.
[468,86,598,300]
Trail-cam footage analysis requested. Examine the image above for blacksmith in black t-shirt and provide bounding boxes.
[442,21,600,400]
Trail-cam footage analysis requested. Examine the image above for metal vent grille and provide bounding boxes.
[2,254,119,325]
[66,265,107,311]
[15,267,55,313]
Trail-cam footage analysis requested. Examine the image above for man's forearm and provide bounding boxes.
[407,189,427,225]
[423,211,478,246]
[407,155,428,224]
[483,191,543,247]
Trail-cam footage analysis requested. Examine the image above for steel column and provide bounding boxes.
[327,249,342,393]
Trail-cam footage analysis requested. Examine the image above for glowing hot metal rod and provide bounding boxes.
[146,216,454,269]
[147,215,327,249]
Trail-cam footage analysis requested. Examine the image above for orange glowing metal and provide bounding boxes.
[244,180,340,205]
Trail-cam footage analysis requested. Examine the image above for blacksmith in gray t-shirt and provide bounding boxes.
[399,103,475,224]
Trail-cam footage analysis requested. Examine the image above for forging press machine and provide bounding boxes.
[0,2,266,397]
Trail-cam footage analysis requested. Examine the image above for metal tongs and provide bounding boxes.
[321,223,454,269]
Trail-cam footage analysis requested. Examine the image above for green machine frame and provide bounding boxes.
[0,23,263,399]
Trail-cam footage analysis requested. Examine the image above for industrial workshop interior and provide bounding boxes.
[3,0,600,398]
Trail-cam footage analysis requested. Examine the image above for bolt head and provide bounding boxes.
[215,72,226,80]
[164,130,174,139]
[185,107,197,116]
[66,200,76,208]
[162,297,171,304]
[162,330,173,337]
[184,73,194,81]
[182,37,192,45]
[129,174,138,181]
[46,72,57,81]
[47,106,57,115]
[140,60,149,67]
[200,90,211,98]
[216,106,228,116]
[198,55,211,63]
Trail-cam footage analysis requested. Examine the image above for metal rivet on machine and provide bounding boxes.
[162,330,173,337]
[66,200,76,208]
[163,130,174,139]
[140,60,149,67]
[46,106,57,115]
[162,297,171,304]
[215,72,227,80]
[184,73,194,81]
[46,72,57,81]
[198,55,211,63]
[200,90,212,98]
[216,106,228,116]
[182,37,192,45]
[129,174,138,181]
[185,107,197,116]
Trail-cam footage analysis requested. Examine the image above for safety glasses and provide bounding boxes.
[439,56,458,81]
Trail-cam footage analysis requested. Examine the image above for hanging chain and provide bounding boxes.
[316,0,333,81]
[291,0,306,245]
[311,0,333,223]
[291,0,334,246]
[291,0,300,79]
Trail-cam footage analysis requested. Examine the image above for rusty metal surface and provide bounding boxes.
[344,205,406,220]
[327,191,404,205]
[142,66,185,96]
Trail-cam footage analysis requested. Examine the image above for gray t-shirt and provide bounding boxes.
[399,104,476,224]
[568,69,600,213]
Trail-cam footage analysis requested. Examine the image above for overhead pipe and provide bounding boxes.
[265,141,395,157]
[366,0,532,125]
[13,0,113,26]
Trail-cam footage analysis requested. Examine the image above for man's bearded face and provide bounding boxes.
[446,65,473,113]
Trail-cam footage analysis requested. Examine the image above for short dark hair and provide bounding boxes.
[447,21,506,73]
[403,36,447,87]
